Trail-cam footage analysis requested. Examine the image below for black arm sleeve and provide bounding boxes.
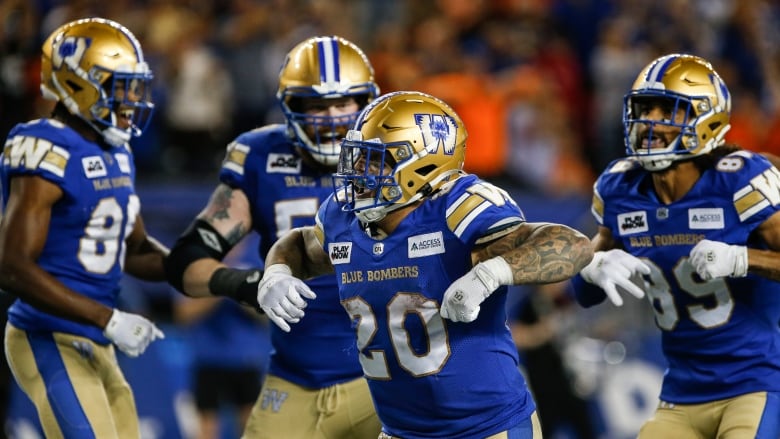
[163,219,232,293]
[208,267,263,312]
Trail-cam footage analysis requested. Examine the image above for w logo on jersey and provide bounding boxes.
[416,113,457,155]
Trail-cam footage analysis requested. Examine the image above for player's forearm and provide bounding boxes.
[181,258,224,297]
[498,223,593,285]
[267,227,333,279]
[125,235,169,281]
[746,248,780,281]
[0,261,113,328]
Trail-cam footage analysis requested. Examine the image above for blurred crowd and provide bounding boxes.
[3,2,780,437]
[2,0,780,195]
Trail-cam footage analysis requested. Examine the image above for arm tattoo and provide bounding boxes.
[202,185,249,246]
[224,224,245,246]
[209,185,233,221]
[481,223,593,284]
[267,227,333,279]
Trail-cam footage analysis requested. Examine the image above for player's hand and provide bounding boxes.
[689,239,748,280]
[103,309,165,357]
[257,264,317,332]
[580,249,650,306]
[441,257,513,323]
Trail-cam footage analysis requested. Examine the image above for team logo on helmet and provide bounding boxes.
[416,113,458,156]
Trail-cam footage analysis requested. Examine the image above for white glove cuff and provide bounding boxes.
[264,264,292,276]
[479,256,514,286]
[733,245,748,277]
[103,309,120,335]
[579,251,603,284]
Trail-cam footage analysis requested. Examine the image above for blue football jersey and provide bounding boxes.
[317,174,536,439]
[1,119,140,343]
[218,124,362,388]
[593,151,780,404]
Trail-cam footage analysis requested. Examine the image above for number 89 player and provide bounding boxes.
[572,53,780,438]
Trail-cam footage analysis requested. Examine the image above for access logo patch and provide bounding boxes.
[688,208,724,229]
[408,231,445,258]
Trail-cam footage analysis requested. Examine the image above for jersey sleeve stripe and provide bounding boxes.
[592,192,604,223]
[734,190,769,221]
[452,201,491,238]
[446,193,489,233]
[223,142,249,175]
[445,192,470,217]
[737,199,770,222]
[313,223,325,248]
[40,146,70,177]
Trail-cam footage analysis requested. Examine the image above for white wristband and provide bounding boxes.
[480,256,514,286]
[264,264,292,276]
[733,246,748,277]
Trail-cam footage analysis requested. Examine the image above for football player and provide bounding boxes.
[0,18,167,438]
[163,36,382,438]
[572,54,780,438]
[253,91,593,438]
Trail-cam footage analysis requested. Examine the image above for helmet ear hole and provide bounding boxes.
[287,97,303,113]
[65,80,83,92]
[415,164,437,177]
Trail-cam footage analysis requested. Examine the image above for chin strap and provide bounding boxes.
[356,170,463,223]
[101,125,132,146]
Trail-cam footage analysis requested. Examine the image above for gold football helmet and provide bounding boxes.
[334,91,467,223]
[623,53,731,171]
[42,17,154,146]
[277,36,379,166]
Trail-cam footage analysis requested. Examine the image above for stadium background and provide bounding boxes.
[0,0,778,438]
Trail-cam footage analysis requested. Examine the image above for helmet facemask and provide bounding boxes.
[624,93,701,171]
[277,36,379,167]
[333,130,408,223]
[281,91,370,167]
[90,68,154,146]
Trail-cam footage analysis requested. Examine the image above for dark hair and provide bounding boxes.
[690,143,741,171]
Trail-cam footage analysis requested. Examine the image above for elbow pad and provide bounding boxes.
[164,219,232,293]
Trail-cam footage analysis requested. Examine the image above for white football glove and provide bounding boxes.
[689,239,748,281]
[103,309,165,357]
[257,264,317,332]
[440,256,514,323]
[580,249,651,306]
